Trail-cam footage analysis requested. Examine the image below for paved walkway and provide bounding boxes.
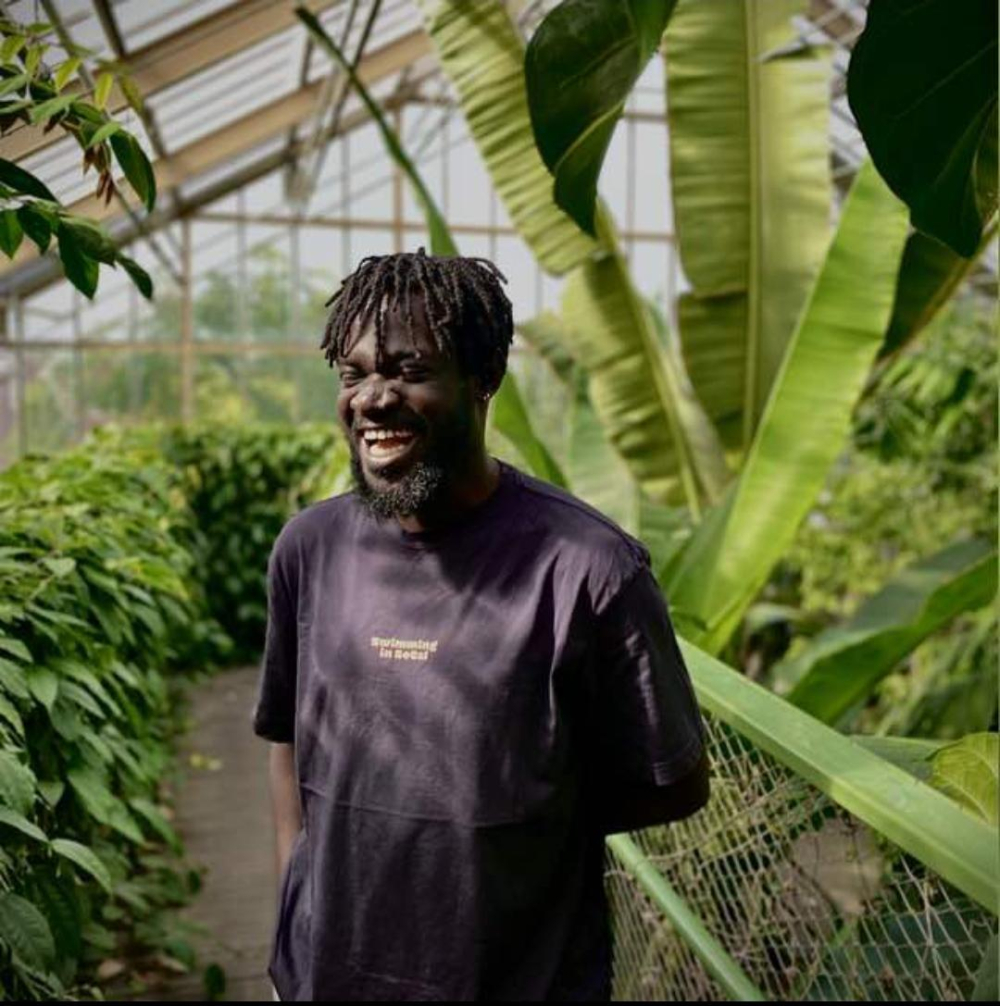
[131,665,277,1001]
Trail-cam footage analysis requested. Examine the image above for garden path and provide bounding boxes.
[130,664,276,1001]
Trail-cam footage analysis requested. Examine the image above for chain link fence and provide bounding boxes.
[604,711,996,1001]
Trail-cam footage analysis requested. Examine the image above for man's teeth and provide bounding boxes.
[362,429,416,444]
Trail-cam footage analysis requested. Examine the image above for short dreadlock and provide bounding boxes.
[320,247,514,397]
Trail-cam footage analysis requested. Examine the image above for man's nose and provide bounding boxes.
[354,375,400,411]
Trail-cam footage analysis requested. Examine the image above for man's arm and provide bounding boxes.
[268,742,303,885]
[596,746,711,836]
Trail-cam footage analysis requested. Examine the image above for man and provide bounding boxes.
[252,248,710,1001]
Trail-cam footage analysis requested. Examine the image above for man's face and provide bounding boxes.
[335,294,481,520]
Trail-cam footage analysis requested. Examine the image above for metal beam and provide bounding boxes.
[0,30,430,292]
[1,0,343,162]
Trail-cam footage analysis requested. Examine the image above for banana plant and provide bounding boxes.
[417,0,730,512]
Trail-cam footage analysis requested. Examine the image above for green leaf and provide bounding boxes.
[490,371,567,487]
[27,92,75,124]
[0,749,37,815]
[41,556,75,577]
[0,635,32,662]
[53,56,81,91]
[525,0,677,235]
[0,892,55,970]
[667,162,910,653]
[929,732,999,825]
[665,0,832,455]
[129,797,181,852]
[16,202,52,252]
[56,223,99,299]
[296,6,454,256]
[25,664,58,711]
[849,735,950,783]
[0,657,30,699]
[0,72,27,97]
[117,252,153,299]
[0,691,24,736]
[846,0,998,256]
[66,764,144,844]
[0,206,22,256]
[109,131,156,212]
[93,71,113,111]
[23,43,45,79]
[780,539,998,724]
[84,118,123,150]
[119,75,145,117]
[881,223,999,357]
[0,35,27,63]
[51,838,112,893]
[560,205,729,507]
[0,805,48,842]
[416,0,598,273]
[60,218,117,264]
[0,157,56,201]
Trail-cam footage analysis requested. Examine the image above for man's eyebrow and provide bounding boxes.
[338,349,437,366]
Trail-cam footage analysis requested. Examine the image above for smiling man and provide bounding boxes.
[252,248,710,1002]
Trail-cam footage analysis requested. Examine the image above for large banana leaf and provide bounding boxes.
[666,161,910,653]
[416,0,598,274]
[664,0,830,452]
[524,0,678,235]
[299,7,558,484]
[420,0,730,511]
[773,537,997,726]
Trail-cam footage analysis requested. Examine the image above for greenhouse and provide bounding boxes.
[0,0,996,1001]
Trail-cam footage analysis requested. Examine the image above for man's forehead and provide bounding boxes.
[339,302,445,363]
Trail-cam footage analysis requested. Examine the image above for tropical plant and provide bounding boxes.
[0,13,155,299]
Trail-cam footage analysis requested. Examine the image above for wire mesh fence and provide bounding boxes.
[604,712,996,1001]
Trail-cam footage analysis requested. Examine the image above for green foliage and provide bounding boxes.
[929,732,998,825]
[0,421,344,997]
[846,0,998,256]
[0,13,156,299]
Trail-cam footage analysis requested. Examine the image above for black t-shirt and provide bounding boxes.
[252,458,707,1001]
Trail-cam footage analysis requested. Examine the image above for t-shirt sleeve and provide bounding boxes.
[252,532,299,743]
[589,559,707,791]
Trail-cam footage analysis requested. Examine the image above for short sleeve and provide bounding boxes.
[252,534,299,743]
[589,561,707,790]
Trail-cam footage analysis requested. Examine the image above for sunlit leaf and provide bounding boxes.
[93,71,113,111]
[930,732,999,825]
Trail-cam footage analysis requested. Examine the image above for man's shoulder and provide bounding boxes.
[507,464,651,614]
[270,490,357,565]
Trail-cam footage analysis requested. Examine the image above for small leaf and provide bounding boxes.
[41,556,75,577]
[119,75,145,116]
[25,664,58,711]
[28,92,74,124]
[0,72,27,97]
[53,56,81,91]
[0,806,48,843]
[0,207,22,256]
[929,732,999,825]
[0,35,26,63]
[16,202,51,252]
[117,252,152,299]
[109,131,155,211]
[51,838,113,893]
[85,118,122,150]
[60,218,117,263]
[93,71,113,110]
[0,634,32,661]
[57,223,100,299]
[23,43,45,79]
[0,157,56,200]
[0,892,55,970]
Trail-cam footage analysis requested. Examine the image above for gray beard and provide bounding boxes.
[350,451,449,521]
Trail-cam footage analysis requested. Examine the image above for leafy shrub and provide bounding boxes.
[0,420,344,998]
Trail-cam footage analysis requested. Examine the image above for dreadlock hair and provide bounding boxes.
[320,247,514,398]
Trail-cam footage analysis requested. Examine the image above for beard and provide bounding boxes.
[349,401,477,521]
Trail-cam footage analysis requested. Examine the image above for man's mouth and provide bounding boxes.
[358,426,421,466]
